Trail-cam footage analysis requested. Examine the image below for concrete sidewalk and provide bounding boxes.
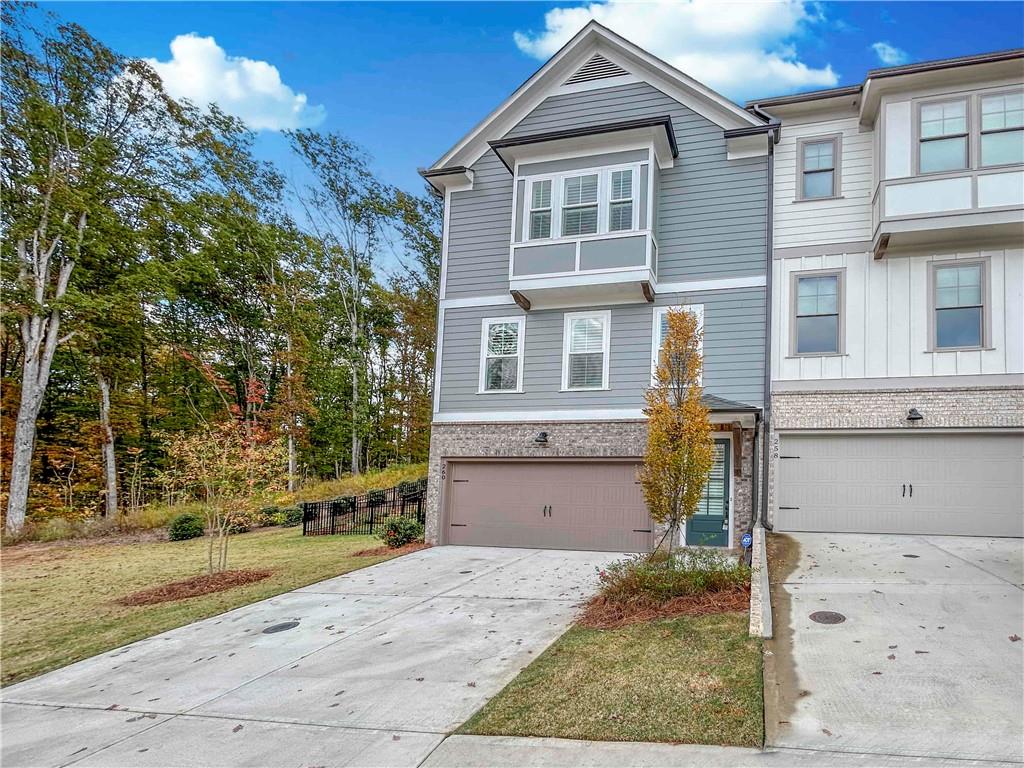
[421,735,1022,767]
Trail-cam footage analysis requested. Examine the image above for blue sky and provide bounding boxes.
[40,1,1024,196]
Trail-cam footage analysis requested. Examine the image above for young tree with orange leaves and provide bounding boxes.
[638,307,715,554]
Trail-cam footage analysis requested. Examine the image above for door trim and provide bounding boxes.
[679,433,734,549]
[440,457,648,549]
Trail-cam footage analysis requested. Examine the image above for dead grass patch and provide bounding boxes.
[578,584,751,629]
[353,541,430,557]
[116,570,272,606]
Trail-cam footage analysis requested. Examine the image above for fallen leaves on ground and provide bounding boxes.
[352,542,430,557]
[577,584,750,629]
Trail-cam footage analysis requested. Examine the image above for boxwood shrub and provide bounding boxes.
[378,517,424,549]
[168,512,205,541]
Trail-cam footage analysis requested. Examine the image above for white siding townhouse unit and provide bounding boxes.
[751,50,1024,538]
[419,24,1024,552]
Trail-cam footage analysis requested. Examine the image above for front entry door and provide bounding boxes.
[685,440,730,547]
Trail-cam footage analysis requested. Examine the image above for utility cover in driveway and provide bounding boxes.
[445,460,652,551]
[777,433,1023,537]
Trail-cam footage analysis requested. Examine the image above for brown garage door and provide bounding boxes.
[445,460,652,552]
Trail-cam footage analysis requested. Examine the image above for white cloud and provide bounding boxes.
[871,41,909,66]
[513,0,838,101]
[146,34,325,131]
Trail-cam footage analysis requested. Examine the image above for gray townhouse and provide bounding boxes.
[419,22,777,551]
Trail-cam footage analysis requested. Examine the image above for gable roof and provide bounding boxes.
[425,21,764,175]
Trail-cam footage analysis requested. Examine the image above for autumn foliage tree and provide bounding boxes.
[638,308,715,554]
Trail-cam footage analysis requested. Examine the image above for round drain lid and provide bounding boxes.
[809,611,846,625]
[263,621,300,634]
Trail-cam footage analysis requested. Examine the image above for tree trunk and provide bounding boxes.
[7,385,43,534]
[350,329,361,476]
[97,372,118,519]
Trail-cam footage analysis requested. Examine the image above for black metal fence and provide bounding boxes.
[301,479,427,536]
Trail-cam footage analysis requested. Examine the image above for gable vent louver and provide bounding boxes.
[565,54,629,85]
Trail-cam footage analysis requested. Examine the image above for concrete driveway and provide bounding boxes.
[765,533,1024,764]
[1,546,617,768]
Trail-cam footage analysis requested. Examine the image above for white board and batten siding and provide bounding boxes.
[772,112,874,248]
[772,248,1024,381]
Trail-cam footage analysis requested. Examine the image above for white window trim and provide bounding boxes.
[518,161,642,243]
[651,304,704,385]
[478,316,525,394]
[561,310,611,391]
[527,179,553,241]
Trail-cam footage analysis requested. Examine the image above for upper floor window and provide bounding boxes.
[561,174,599,236]
[933,262,985,350]
[609,169,634,231]
[479,317,524,392]
[799,137,839,200]
[793,272,843,355]
[519,163,642,242]
[981,92,1024,167]
[528,180,552,240]
[562,310,610,390]
[919,99,968,174]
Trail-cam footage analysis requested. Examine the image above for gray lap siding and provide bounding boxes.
[438,288,766,413]
[444,82,768,299]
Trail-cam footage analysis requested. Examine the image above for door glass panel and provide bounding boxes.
[696,444,726,516]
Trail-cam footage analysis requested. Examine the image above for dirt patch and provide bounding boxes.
[2,528,170,566]
[577,584,751,630]
[352,542,430,557]
[762,532,802,746]
[116,570,272,606]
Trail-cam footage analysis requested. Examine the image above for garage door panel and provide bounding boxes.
[445,461,651,552]
[777,433,1023,537]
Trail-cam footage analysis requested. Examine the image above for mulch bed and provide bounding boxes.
[576,584,751,629]
[116,569,272,606]
[353,542,431,557]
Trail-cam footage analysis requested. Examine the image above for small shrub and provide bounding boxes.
[226,516,250,535]
[377,517,424,549]
[256,506,281,527]
[598,548,749,604]
[168,512,205,541]
[280,506,303,527]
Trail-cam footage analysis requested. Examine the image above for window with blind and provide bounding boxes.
[479,317,524,392]
[694,443,727,516]
[651,305,704,384]
[562,311,610,390]
[561,174,599,236]
[517,163,644,242]
[608,169,633,231]
[528,180,552,240]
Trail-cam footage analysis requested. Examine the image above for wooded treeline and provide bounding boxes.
[0,6,441,533]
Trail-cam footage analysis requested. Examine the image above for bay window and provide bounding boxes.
[980,92,1024,167]
[919,99,968,174]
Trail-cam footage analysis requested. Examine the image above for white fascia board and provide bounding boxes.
[428,22,762,173]
[440,294,517,310]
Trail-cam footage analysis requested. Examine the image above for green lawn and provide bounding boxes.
[1,528,402,686]
[460,611,763,746]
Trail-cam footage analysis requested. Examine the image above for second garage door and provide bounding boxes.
[445,460,652,552]
[776,432,1024,537]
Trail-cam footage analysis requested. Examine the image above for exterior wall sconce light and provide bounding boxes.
[534,431,549,445]
[906,408,924,422]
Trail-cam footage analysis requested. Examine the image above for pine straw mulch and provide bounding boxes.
[576,584,751,630]
[115,569,272,606]
[353,542,431,557]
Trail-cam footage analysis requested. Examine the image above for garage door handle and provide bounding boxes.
[902,483,906,497]
[779,506,800,510]
[450,523,467,527]
[909,483,913,498]
[633,529,652,533]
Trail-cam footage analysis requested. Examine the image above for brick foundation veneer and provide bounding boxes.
[426,420,756,549]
